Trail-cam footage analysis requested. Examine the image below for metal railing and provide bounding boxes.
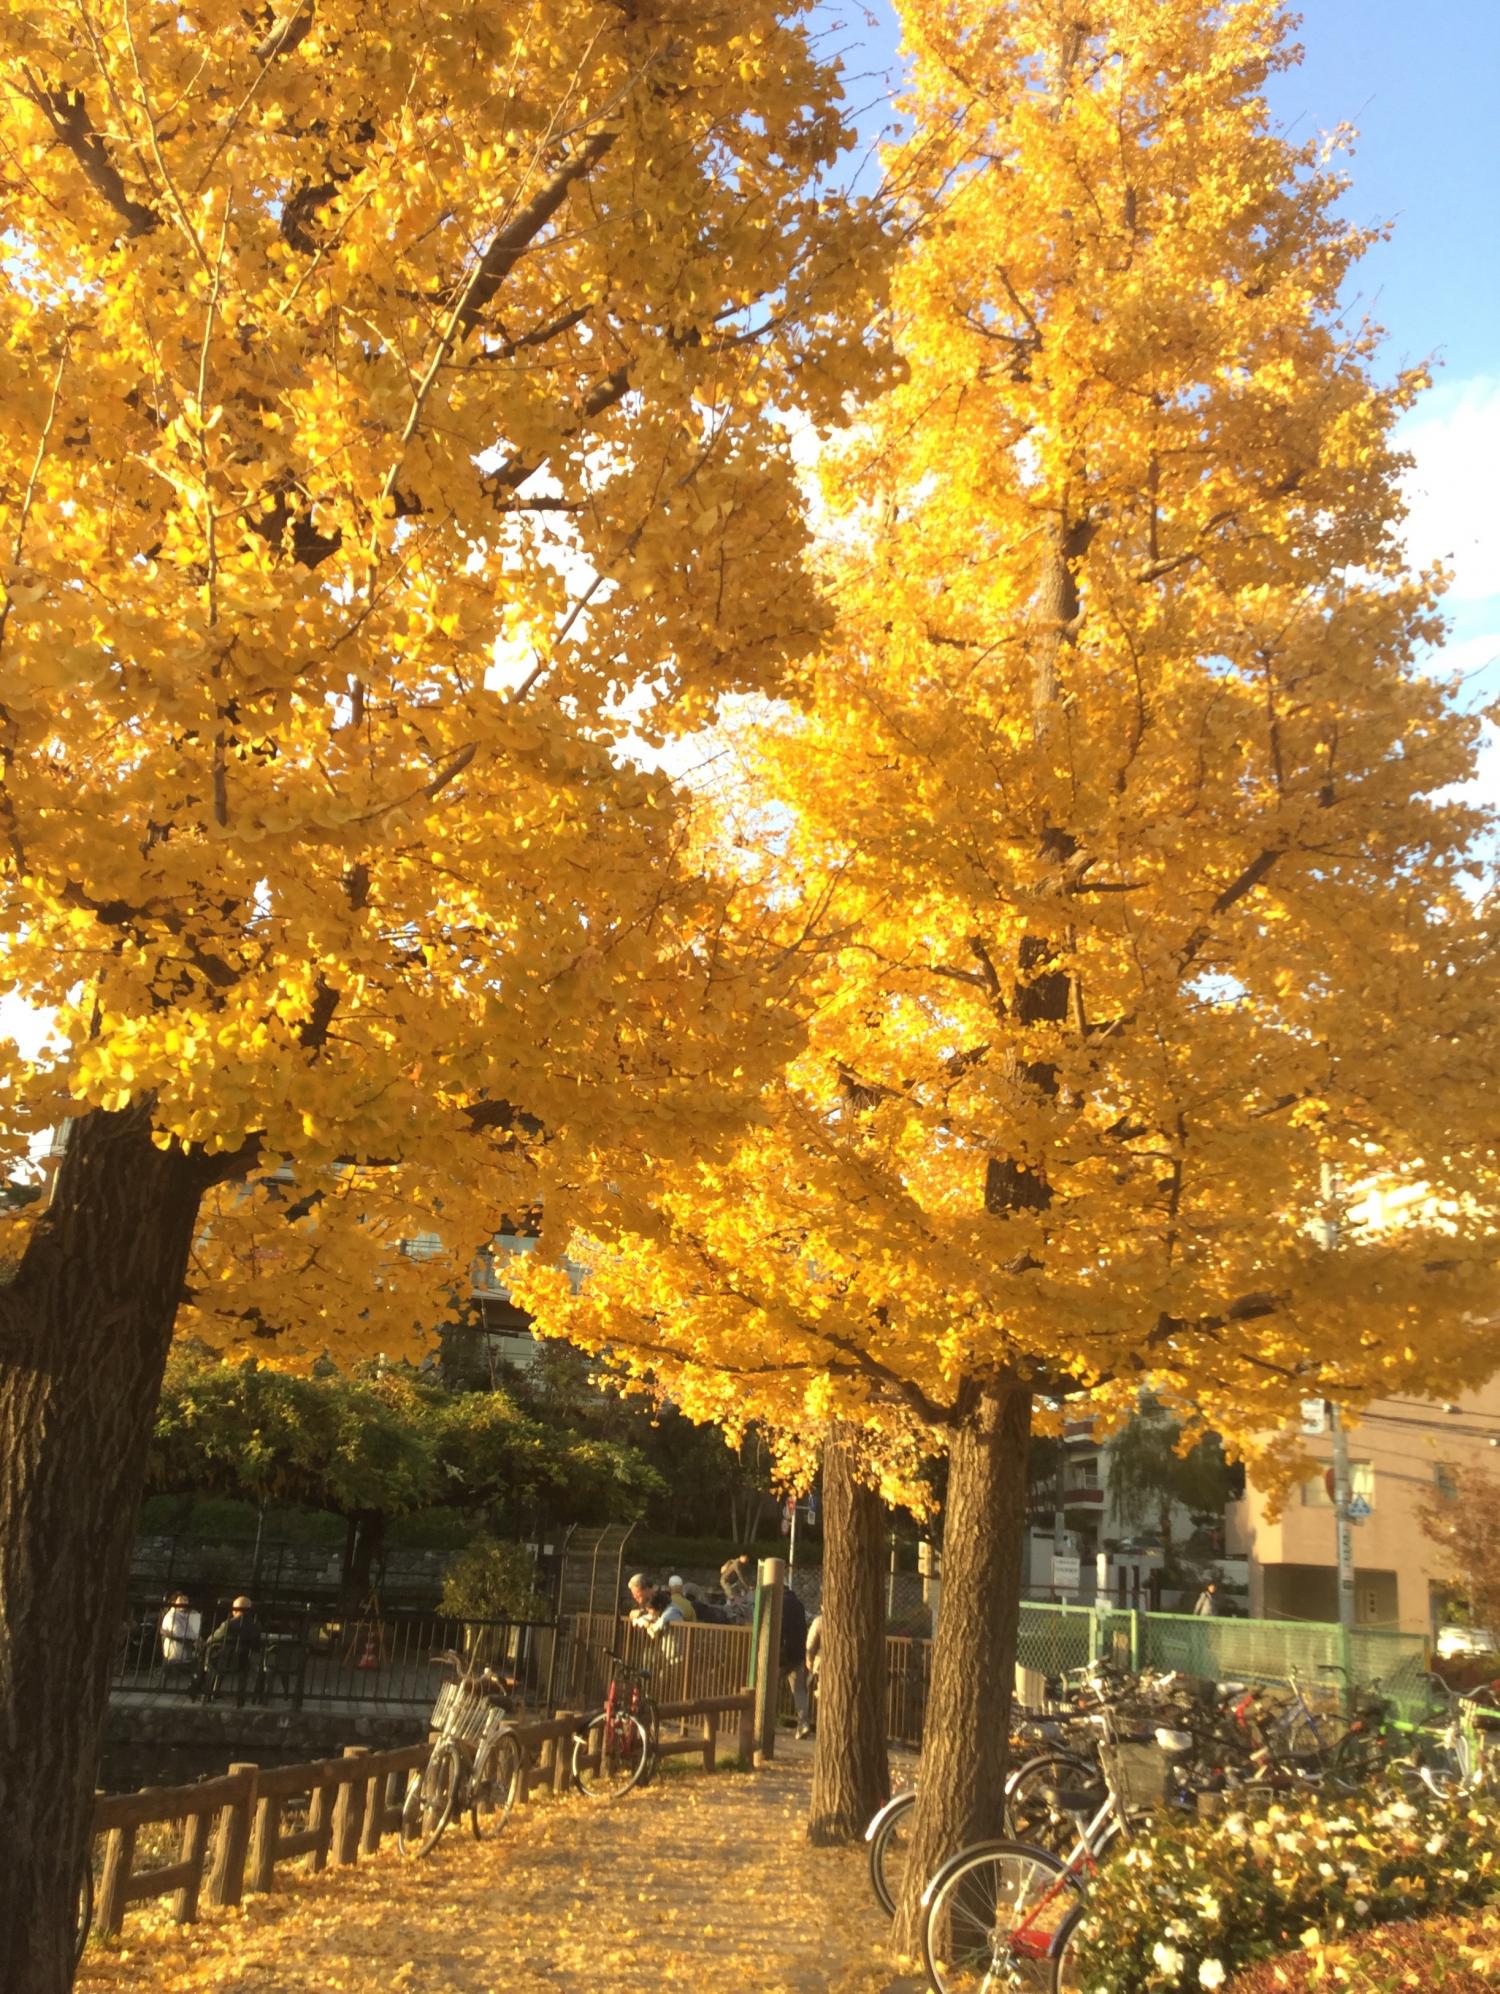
[114,1598,566,1708]
[567,1604,1436,1745]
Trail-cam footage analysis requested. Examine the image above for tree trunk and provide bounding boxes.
[808,1431,888,1844]
[0,1105,210,1993]
[891,1377,1031,1957]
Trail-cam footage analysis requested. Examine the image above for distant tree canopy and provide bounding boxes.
[1104,1398,1234,1563]
[1420,1464,1500,1639]
[148,1350,663,1565]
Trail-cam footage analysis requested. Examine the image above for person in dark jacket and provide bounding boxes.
[780,1583,813,1737]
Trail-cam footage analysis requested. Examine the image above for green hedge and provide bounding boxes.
[1069,1789,1500,1993]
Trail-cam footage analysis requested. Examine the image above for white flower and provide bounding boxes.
[1426,1834,1447,1855]
[1387,1799,1418,1822]
[1152,1941,1186,1975]
[1353,1898,1370,1917]
[1199,1963,1226,1991]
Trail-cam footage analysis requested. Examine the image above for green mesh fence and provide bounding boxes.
[1015,1603,1431,1717]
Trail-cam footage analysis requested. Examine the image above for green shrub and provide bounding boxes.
[439,1536,550,1622]
[1069,1789,1500,1993]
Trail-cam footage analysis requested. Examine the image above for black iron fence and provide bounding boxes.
[114,1595,567,1710]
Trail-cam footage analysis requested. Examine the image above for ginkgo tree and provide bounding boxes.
[0,0,891,1980]
[515,0,1500,1946]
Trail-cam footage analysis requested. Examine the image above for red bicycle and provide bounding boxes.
[571,1648,657,1799]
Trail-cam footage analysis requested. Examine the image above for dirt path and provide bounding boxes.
[77,1756,908,1994]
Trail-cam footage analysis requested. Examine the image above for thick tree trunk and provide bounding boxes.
[891,1377,1031,1957]
[0,1105,210,1993]
[808,1432,889,1844]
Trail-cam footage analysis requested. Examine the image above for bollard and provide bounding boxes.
[753,1557,787,1765]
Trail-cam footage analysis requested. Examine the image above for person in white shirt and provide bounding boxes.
[158,1594,200,1667]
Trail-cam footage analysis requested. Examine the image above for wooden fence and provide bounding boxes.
[569,1613,930,1747]
[84,1687,757,1945]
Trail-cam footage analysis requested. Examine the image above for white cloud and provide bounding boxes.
[1399,375,1500,604]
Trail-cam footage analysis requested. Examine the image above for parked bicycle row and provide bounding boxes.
[863,1657,1500,1992]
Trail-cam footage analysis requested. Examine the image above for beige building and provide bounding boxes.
[1226,1375,1500,1634]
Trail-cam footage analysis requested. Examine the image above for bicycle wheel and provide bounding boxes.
[572,1710,650,1799]
[923,1839,1080,1994]
[399,1740,459,1856]
[633,1695,660,1788]
[867,1789,916,1918]
[1005,1753,1097,1857]
[1052,1905,1095,1993]
[471,1729,525,1834]
[1330,1726,1392,1789]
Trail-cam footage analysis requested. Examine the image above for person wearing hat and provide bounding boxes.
[158,1592,200,1670]
[205,1596,264,1666]
[666,1576,697,1623]
[196,1595,263,1703]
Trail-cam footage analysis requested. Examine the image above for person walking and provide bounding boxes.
[804,1611,823,1736]
[1193,1580,1222,1617]
[780,1582,813,1738]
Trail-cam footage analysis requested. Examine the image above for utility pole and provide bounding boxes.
[1327,1400,1357,1634]
[1319,1161,1357,1635]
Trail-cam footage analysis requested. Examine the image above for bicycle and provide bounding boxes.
[1403,1680,1500,1800]
[399,1648,523,1857]
[571,1647,658,1800]
[920,1714,1197,1993]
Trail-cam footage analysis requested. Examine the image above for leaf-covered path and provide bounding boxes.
[77,1755,902,1993]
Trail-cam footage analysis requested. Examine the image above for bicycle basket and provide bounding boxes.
[432,1680,492,1743]
[1098,1739,1172,1811]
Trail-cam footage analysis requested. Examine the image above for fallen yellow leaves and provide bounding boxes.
[78,1759,903,1993]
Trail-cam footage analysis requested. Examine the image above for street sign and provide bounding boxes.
[1347,1494,1371,1522]
[1300,1398,1328,1436]
[1052,1553,1081,1590]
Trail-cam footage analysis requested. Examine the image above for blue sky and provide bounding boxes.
[824,0,1500,731]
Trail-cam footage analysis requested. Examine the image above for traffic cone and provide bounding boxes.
[356,1627,379,1669]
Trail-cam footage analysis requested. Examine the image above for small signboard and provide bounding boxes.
[1347,1494,1372,1522]
[1300,1398,1328,1436]
[1052,1553,1081,1590]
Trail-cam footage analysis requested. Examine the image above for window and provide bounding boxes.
[1300,1461,1375,1509]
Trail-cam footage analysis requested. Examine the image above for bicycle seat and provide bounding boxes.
[1040,1781,1105,1814]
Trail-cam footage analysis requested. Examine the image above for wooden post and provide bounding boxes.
[97,1824,136,1937]
[207,1765,257,1909]
[307,1779,333,1873]
[331,1748,367,1866]
[753,1557,786,1764]
[381,1768,408,1842]
[701,1709,716,1771]
[248,1791,280,1893]
[360,1766,385,1856]
[737,1692,755,1765]
[172,1806,213,1923]
[553,1720,574,1795]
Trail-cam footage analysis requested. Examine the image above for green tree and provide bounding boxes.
[149,1352,659,1598]
[1104,1399,1232,1569]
